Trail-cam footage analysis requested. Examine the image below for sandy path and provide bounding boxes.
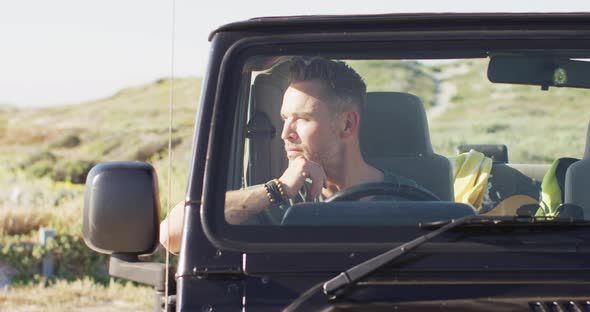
[426,63,470,121]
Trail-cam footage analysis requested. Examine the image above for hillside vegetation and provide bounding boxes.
[0,77,202,308]
[0,78,200,236]
[428,59,590,162]
[348,60,437,109]
[0,79,200,306]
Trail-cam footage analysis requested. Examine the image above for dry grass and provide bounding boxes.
[0,278,153,312]
[0,168,84,239]
[0,209,53,236]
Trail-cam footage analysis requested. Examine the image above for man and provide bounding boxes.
[160,57,414,252]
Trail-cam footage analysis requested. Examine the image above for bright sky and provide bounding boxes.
[1,0,590,107]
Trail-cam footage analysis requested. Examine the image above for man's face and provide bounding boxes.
[280,81,342,165]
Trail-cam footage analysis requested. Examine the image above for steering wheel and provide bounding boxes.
[325,181,440,202]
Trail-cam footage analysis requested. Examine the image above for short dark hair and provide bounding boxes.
[288,57,366,115]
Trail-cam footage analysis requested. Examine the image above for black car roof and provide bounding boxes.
[209,12,590,41]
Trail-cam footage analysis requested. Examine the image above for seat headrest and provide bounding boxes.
[585,120,590,159]
[456,144,509,163]
[360,92,433,157]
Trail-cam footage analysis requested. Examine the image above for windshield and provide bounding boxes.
[222,51,590,227]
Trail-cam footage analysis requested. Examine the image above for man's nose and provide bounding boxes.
[281,119,297,142]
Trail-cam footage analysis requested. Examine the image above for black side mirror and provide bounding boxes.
[83,161,161,256]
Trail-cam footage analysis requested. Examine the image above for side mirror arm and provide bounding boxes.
[109,254,170,292]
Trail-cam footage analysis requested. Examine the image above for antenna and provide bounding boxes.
[165,0,176,310]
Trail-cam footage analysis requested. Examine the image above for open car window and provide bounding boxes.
[222,53,590,228]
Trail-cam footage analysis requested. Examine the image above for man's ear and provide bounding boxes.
[341,111,360,138]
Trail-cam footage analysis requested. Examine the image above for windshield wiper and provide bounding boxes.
[421,215,590,230]
[323,214,590,300]
[283,215,478,311]
[323,215,477,299]
[283,214,590,311]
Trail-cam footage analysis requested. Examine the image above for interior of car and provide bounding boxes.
[233,53,590,225]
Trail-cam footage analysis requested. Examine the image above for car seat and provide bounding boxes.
[246,66,290,186]
[360,92,454,201]
[564,121,590,218]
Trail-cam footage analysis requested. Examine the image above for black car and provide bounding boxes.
[84,13,590,311]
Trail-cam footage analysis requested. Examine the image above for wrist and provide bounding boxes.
[264,179,288,206]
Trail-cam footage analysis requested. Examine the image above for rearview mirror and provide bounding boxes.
[488,55,590,90]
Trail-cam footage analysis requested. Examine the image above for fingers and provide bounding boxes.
[303,160,327,200]
[308,172,325,200]
[279,157,307,198]
[280,157,326,200]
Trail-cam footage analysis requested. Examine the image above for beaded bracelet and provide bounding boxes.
[264,179,286,206]
[263,182,275,205]
[273,178,287,201]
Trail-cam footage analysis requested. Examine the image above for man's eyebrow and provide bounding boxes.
[282,112,313,120]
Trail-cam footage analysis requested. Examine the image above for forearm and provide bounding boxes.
[159,201,185,253]
[160,185,273,252]
[224,185,271,225]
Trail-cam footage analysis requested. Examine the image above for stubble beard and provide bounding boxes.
[285,145,333,167]
[309,142,342,172]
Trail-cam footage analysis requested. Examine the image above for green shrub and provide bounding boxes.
[52,160,96,184]
[0,231,172,287]
[27,159,55,179]
[49,134,81,149]
[50,234,109,283]
[18,150,57,179]
[134,139,168,162]
[86,139,121,157]
[0,240,39,283]
[485,123,511,134]
[0,232,109,285]
[19,150,56,169]
[132,137,181,162]
[450,94,464,102]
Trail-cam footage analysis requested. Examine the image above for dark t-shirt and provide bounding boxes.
[283,169,418,206]
[243,169,420,224]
